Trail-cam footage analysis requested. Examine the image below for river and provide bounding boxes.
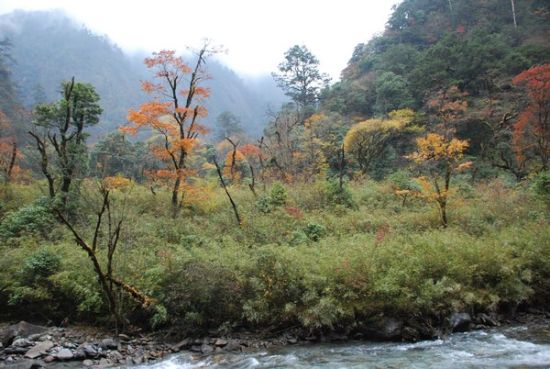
[117,321,550,369]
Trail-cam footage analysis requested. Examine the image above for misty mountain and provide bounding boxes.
[0,10,286,139]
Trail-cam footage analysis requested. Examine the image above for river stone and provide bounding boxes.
[0,359,46,368]
[450,312,472,332]
[223,339,241,352]
[98,358,112,367]
[81,343,99,358]
[0,322,48,347]
[100,338,118,350]
[55,348,74,360]
[11,338,34,348]
[214,338,228,347]
[200,343,214,354]
[171,338,191,352]
[363,317,403,340]
[82,359,94,367]
[24,341,54,359]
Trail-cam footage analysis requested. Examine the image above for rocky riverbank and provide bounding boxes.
[1,310,549,368]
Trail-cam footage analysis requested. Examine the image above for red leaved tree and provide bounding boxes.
[121,44,219,214]
[512,64,550,171]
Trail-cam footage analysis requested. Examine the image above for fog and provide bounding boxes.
[0,0,400,80]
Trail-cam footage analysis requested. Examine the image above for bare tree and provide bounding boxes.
[57,180,152,331]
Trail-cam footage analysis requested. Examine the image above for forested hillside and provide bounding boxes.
[322,0,549,176]
[0,10,284,138]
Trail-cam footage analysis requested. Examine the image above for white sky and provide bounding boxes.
[0,0,400,80]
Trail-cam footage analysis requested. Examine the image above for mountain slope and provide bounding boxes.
[0,10,285,139]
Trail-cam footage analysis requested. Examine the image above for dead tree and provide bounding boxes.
[56,184,151,332]
[225,137,239,182]
[213,159,242,226]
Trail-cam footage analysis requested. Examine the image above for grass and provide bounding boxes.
[0,177,548,336]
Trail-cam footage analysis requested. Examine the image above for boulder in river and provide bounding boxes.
[24,341,54,359]
[450,312,472,332]
[0,322,48,347]
[362,317,403,340]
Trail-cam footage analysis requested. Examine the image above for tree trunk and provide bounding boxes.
[339,144,346,191]
[510,0,517,29]
[6,141,17,181]
[214,160,241,226]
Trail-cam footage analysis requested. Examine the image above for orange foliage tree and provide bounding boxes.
[121,45,218,213]
[512,64,550,171]
[409,133,470,227]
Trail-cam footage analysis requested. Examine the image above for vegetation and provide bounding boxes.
[0,0,549,339]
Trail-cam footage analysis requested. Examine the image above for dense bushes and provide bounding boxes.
[0,197,54,240]
[0,178,548,335]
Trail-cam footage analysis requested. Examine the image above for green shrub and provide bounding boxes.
[22,249,61,282]
[532,171,550,207]
[270,182,288,206]
[0,197,54,239]
[324,180,356,208]
[304,222,326,241]
[255,195,273,213]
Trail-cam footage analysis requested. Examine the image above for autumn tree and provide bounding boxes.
[30,77,102,206]
[344,109,416,174]
[427,85,468,137]
[512,64,550,172]
[409,133,470,227]
[121,45,219,214]
[272,45,329,117]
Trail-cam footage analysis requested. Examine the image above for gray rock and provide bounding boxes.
[171,338,190,352]
[223,339,241,352]
[11,339,34,348]
[200,344,214,354]
[0,359,45,368]
[24,341,54,359]
[98,358,112,367]
[363,317,403,340]
[450,312,472,332]
[80,343,99,358]
[37,335,52,342]
[401,326,420,341]
[189,345,202,353]
[26,334,42,342]
[214,338,228,347]
[82,359,94,367]
[100,338,118,350]
[0,322,48,347]
[108,350,123,361]
[288,337,298,344]
[73,348,86,359]
[476,313,498,327]
[54,348,73,360]
[5,347,29,354]
[43,356,55,363]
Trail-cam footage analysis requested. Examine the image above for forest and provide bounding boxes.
[0,0,549,346]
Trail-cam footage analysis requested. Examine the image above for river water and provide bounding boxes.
[121,322,550,369]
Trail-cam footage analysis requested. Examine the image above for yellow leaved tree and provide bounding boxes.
[408,133,471,227]
[344,109,416,173]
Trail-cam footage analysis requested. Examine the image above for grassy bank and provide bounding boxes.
[0,177,549,337]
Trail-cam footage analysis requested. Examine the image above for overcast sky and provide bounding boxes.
[0,0,399,80]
